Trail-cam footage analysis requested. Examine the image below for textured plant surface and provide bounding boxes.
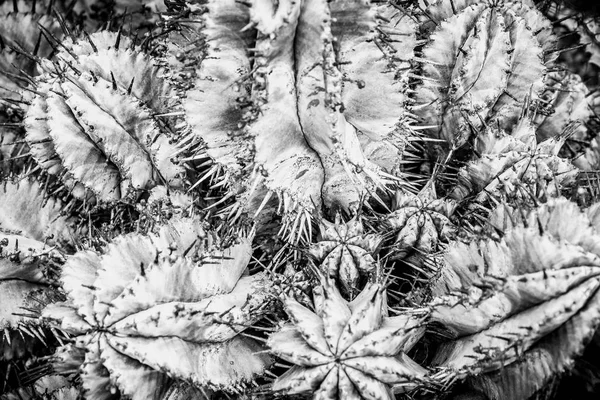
[2,0,600,399]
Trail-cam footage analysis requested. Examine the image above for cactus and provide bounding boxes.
[429,198,600,399]
[43,218,273,398]
[415,0,555,156]
[23,32,184,203]
[0,0,62,109]
[0,177,74,361]
[309,216,381,298]
[269,280,427,399]
[449,116,579,206]
[2,0,600,398]
[534,70,592,142]
[387,184,455,271]
[182,0,416,222]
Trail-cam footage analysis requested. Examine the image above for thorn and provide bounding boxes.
[84,31,98,53]
[110,71,118,91]
[115,27,123,50]
[127,77,135,95]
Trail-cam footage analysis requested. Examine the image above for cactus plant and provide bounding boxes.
[181,0,417,224]
[23,31,184,203]
[43,218,273,398]
[1,0,600,399]
[309,216,381,298]
[429,198,600,399]
[0,177,75,362]
[269,280,428,399]
[415,0,555,154]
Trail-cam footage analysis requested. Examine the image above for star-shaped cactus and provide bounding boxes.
[269,281,427,399]
[428,198,600,400]
[387,184,455,268]
[309,217,381,298]
[43,218,273,399]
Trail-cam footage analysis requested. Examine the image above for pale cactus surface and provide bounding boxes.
[1,0,600,399]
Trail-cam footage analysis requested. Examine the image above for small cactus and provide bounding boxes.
[269,280,427,399]
[309,216,381,298]
[387,184,455,268]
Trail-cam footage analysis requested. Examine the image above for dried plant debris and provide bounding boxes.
[43,218,274,398]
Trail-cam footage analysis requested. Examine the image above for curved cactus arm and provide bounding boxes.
[0,178,78,246]
[432,265,600,336]
[332,2,415,172]
[184,0,254,178]
[246,0,325,215]
[45,85,123,201]
[434,278,600,376]
[416,1,552,152]
[25,31,184,203]
[489,8,545,130]
[535,71,592,142]
[416,4,485,144]
[471,284,600,400]
[59,31,174,113]
[110,273,271,342]
[102,237,252,324]
[107,335,270,391]
[430,198,600,398]
[294,0,385,211]
[99,337,172,400]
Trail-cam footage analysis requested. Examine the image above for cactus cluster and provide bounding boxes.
[2,0,600,399]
